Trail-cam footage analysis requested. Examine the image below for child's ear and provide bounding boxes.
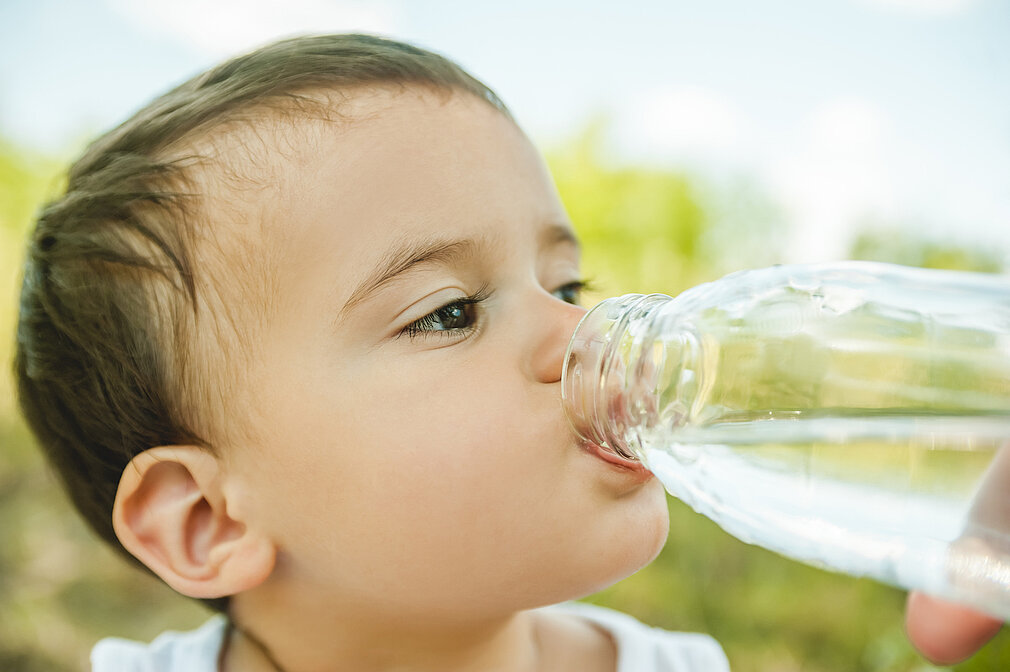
[112,446,275,600]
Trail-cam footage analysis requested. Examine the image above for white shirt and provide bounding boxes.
[91,602,730,671]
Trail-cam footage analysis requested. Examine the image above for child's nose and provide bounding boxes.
[529,297,588,385]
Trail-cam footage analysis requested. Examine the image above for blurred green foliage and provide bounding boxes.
[544,119,786,299]
[1,122,1007,671]
[850,223,1004,274]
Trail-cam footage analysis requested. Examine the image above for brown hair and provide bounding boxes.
[14,33,511,613]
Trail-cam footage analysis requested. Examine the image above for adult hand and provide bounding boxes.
[905,444,1010,663]
[905,591,1002,665]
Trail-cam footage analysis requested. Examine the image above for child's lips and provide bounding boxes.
[579,439,654,481]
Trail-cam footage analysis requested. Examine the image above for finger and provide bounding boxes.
[905,591,1003,665]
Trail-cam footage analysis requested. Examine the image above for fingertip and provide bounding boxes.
[905,592,1003,665]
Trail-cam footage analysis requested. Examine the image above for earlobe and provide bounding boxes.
[112,446,276,599]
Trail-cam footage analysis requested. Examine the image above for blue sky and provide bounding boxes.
[1,0,1007,262]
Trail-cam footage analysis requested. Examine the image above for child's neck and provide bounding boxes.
[222,587,616,672]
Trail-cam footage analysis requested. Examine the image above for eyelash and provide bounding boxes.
[554,278,593,305]
[399,284,493,341]
[399,279,592,341]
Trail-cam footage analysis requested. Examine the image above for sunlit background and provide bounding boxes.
[1,1,1009,670]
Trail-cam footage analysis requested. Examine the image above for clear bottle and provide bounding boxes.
[562,261,1010,619]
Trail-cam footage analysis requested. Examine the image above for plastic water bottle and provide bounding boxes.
[562,261,1010,619]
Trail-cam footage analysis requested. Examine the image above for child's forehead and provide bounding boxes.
[173,86,431,177]
[178,86,508,252]
[210,87,531,229]
[186,85,511,212]
[184,85,556,292]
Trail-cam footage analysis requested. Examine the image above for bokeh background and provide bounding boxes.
[2,1,1009,670]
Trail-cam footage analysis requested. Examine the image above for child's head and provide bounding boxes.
[15,34,668,626]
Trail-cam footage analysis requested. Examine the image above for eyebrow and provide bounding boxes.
[540,222,580,251]
[339,222,580,318]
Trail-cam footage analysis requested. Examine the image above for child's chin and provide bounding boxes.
[628,493,671,570]
[585,494,671,595]
[620,486,670,572]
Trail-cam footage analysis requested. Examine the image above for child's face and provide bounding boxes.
[219,88,669,619]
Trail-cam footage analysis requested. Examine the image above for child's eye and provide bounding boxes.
[399,285,493,341]
[552,280,590,306]
[402,301,476,337]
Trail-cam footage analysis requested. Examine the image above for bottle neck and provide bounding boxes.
[563,293,696,461]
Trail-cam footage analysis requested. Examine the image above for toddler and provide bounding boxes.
[15,34,730,671]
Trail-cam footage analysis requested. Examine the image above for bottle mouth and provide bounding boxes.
[562,294,672,461]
